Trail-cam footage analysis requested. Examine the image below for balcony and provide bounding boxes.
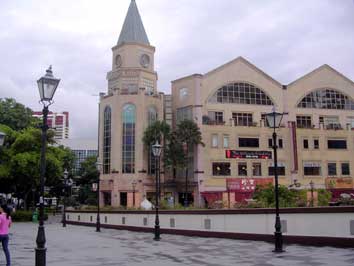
[325,123,342,130]
[231,118,257,127]
[202,115,225,125]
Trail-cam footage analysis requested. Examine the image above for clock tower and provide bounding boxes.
[107,0,157,95]
[98,0,163,208]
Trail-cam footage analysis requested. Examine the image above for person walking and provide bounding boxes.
[0,205,11,266]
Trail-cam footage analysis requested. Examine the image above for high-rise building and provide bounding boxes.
[33,111,69,140]
[98,0,354,208]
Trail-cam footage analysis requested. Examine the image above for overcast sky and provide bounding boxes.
[0,0,353,140]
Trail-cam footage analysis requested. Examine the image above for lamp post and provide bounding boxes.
[265,108,286,253]
[309,180,315,207]
[36,66,60,266]
[95,161,102,232]
[62,169,68,227]
[132,180,137,207]
[183,142,189,207]
[152,140,162,241]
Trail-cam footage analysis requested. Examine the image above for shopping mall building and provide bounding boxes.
[98,0,354,207]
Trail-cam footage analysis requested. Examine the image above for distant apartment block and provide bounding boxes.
[33,111,69,140]
[58,139,97,175]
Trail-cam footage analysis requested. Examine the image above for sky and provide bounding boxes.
[0,0,353,140]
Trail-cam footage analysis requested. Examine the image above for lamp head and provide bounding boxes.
[37,65,60,104]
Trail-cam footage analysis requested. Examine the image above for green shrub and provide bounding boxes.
[11,210,32,222]
[317,189,332,206]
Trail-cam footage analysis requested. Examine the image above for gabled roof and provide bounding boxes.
[203,56,283,87]
[117,0,150,46]
[287,64,354,87]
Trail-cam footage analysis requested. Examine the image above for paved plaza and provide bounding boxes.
[3,220,354,266]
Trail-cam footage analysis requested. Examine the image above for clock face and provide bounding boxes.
[115,54,122,67]
[140,54,150,68]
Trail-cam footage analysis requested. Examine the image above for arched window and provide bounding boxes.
[208,82,274,105]
[122,104,136,173]
[147,106,158,125]
[103,106,111,174]
[297,88,354,110]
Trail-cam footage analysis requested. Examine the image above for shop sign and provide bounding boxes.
[226,150,272,159]
[226,178,273,192]
[325,177,353,189]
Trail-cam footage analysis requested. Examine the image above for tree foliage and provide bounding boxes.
[0,98,39,130]
[76,155,99,204]
[253,184,307,208]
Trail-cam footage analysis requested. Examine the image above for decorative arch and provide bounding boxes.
[297,88,354,110]
[122,104,136,174]
[147,106,158,125]
[103,106,111,174]
[208,82,274,105]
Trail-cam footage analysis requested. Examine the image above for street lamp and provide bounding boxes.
[152,140,162,241]
[183,142,189,207]
[62,169,69,227]
[309,180,315,207]
[95,160,102,232]
[132,180,137,207]
[265,107,286,253]
[35,66,60,266]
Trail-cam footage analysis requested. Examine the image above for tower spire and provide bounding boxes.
[117,0,150,46]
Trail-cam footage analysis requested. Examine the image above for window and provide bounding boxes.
[207,111,224,124]
[212,162,231,176]
[320,116,341,129]
[208,82,274,106]
[142,78,154,95]
[313,139,319,149]
[268,138,283,148]
[239,138,259,148]
[252,162,262,176]
[232,113,253,126]
[298,88,354,110]
[303,139,309,149]
[341,163,350,175]
[179,88,189,100]
[223,135,229,148]
[122,104,136,173]
[296,115,312,128]
[211,134,218,148]
[261,113,270,127]
[268,163,285,176]
[303,162,321,176]
[327,163,337,176]
[346,117,354,129]
[176,107,193,124]
[238,162,247,176]
[328,139,347,149]
[103,106,111,174]
[147,106,157,125]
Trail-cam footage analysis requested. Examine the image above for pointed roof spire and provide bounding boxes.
[117,0,150,46]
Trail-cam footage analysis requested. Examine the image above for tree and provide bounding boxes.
[0,125,75,209]
[76,156,99,204]
[175,120,204,206]
[0,98,39,130]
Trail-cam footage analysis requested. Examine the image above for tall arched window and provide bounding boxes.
[103,106,111,174]
[297,88,354,110]
[208,82,274,105]
[147,106,158,125]
[122,104,136,173]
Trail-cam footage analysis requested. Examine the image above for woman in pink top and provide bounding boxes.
[0,204,11,266]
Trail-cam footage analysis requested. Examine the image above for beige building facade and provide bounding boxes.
[98,0,354,207]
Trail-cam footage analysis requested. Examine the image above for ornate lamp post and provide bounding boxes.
[36,66,60,266]
[309,180,315,207]
[95,160,102,232]
[132,180,137,207]
[265,108,286,253]
[62,169,69,227]
[152,140,162,241]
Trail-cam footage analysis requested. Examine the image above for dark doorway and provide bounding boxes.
[103,192,111,206]
[120,192,127,207]
[178,192,193,206]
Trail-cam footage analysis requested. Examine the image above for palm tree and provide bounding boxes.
[175,120,204,207]
[142,120,171,175]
